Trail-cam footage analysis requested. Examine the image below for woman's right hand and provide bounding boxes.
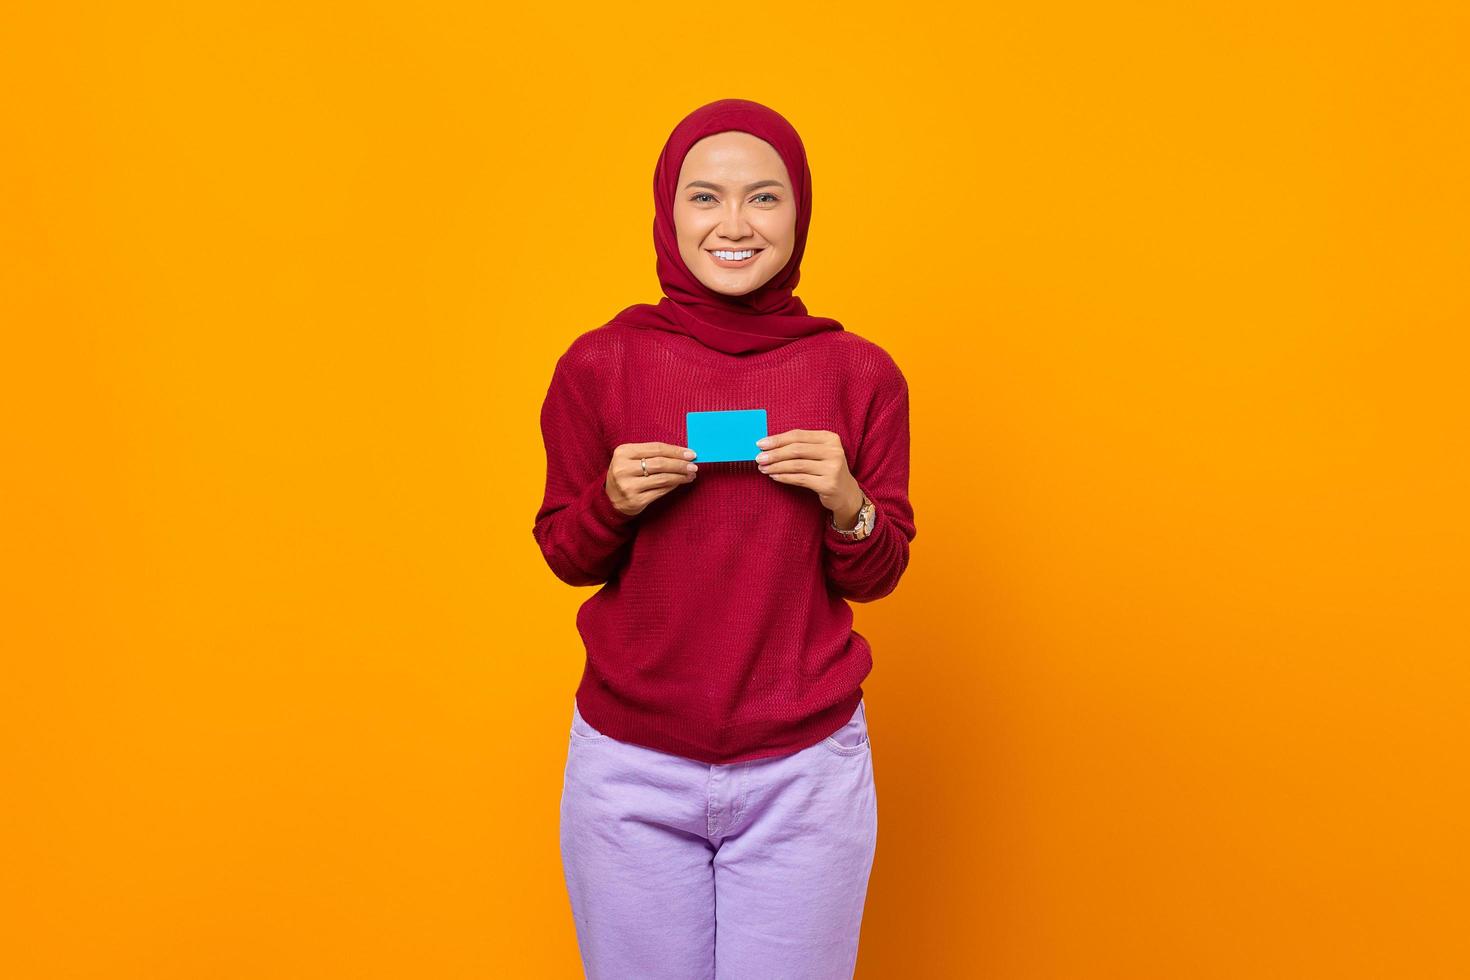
[605,442,698,517]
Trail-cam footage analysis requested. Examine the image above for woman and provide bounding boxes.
[532,98,916,980]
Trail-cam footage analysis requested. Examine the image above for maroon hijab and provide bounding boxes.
[609,99,844,356]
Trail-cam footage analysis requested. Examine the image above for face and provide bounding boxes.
[674,131,796,296]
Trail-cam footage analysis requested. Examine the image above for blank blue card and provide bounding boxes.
[686,409,768,463]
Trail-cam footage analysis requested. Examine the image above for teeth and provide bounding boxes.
[713,249,756,260]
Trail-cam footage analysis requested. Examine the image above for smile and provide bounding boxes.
[707,248,763,267]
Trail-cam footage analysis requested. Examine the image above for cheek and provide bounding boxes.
[757,215,795,252]
[673,207,698,241]
[678,220,714,257]
[678,235,706,268]
[761,240,793,268]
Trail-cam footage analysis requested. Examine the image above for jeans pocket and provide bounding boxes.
[821,699,870,756]
[569,697,609,742]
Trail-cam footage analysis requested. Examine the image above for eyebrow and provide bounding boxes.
[683,179,787,191]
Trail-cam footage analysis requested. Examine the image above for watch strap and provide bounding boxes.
[831,490,875,538]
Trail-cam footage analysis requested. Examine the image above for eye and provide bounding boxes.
[689,191,780,204]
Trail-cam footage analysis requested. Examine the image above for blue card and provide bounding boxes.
[686,409,768,463]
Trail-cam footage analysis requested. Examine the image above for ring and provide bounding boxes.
[640,458,648,477]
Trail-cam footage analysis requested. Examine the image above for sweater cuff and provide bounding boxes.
[583,474,640,531]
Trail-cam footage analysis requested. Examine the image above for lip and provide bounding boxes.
[706,247,764,268]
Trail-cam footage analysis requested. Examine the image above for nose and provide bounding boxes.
[716,200,752,243]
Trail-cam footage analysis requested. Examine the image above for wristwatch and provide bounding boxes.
[830,489,877,540]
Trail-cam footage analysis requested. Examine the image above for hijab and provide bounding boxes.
[609,99,844,356]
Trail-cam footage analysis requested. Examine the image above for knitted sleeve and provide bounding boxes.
[823,363,916,602]
[531,348,639,587]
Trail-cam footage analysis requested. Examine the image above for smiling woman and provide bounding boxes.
[536,98,913,980]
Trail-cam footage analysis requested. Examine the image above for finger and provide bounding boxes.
[620,457,697,481]
[622,441,698,460]
[757,458,822,475]
[758,429,831,449]
[619,473,689,497]
[755,442,831,463]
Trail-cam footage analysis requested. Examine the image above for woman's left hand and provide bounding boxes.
[755,430,864,526]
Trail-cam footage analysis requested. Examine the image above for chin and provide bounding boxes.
[707,266,779,292]
[704,278,768,297]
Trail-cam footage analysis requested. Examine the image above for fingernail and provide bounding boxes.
[683,450,696,459]
[755,452,770,463]
[756,438,772,448]
[686,463,697,472]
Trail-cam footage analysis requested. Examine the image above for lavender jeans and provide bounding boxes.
[559,695,878,980]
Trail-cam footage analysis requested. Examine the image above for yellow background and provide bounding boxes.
[4,2,1467,977]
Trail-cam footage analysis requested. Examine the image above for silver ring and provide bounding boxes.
[640,458,648,477]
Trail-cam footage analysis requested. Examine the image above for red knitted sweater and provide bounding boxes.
[532,321,915,764]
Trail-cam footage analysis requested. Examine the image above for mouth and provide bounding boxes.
[706,247,764,268]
